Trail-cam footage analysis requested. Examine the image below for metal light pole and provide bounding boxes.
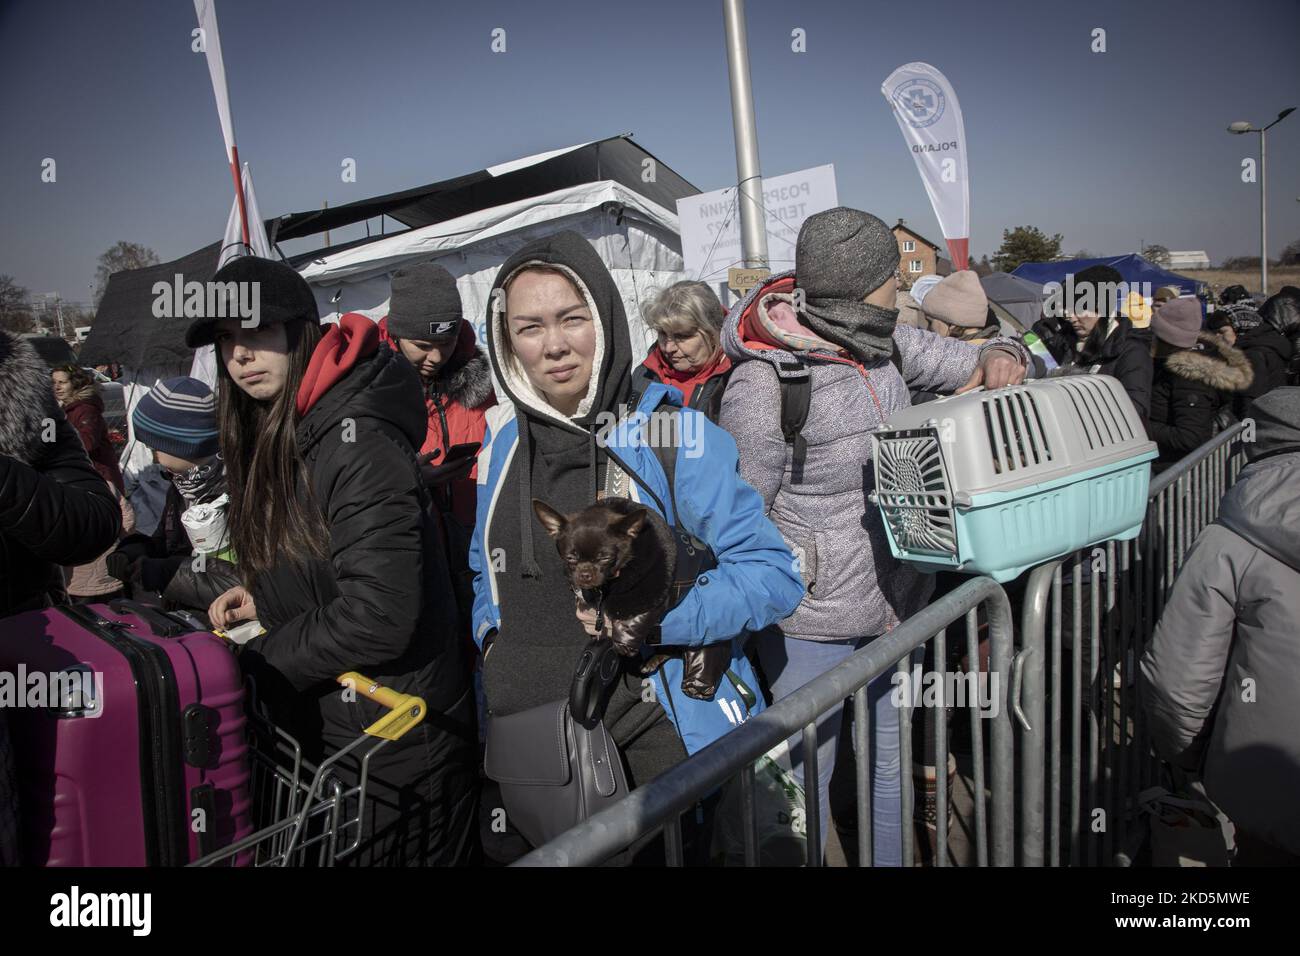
[1228,107,1294,296]
[722,0,768,270]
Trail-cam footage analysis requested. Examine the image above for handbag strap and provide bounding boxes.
[569,638,624,728]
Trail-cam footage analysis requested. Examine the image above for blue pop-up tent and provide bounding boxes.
[1012,254,1205,298]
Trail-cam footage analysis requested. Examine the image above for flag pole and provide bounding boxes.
[229,147,251,249]
[722,0,768,270]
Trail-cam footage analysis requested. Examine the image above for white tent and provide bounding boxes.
[298,178,686,361]
[279,135,700,361]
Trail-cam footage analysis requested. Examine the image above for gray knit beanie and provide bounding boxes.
[387,262,463,340]
[794,208,901,363]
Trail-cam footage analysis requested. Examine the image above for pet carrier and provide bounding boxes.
[869,376,1157,582]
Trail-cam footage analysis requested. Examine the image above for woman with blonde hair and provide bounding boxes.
[51,364,123,492]
[633,280,732,422]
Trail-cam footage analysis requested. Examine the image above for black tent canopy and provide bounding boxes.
[81,135,693,366]
[80,241,221,367]
[271,135,694,243]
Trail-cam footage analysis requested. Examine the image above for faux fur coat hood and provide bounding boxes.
[0,330,62,465]
[435,342,494,410]
[0,329,123,616]
[1163,332,1254,393]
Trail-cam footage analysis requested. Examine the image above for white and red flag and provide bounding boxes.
[191,1,274,383]
[881,62,971,271]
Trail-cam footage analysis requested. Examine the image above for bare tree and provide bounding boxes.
[93,241,160,306]
[0,274,36,333]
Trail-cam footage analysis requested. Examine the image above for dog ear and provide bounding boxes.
[532,499,567,538]
[612,508,648,539]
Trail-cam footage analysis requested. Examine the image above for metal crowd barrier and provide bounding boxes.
[1016,423,1249,866]
[516,576,1017,867]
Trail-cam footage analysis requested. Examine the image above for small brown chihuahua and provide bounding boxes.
[532,497,731,700]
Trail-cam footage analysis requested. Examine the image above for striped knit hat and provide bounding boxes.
[131,377,220,460]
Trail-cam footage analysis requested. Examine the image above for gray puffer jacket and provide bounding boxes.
[1140,387,1300,855]
[719,274,1031,641]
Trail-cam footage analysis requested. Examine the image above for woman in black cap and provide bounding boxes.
[193,256,479,866]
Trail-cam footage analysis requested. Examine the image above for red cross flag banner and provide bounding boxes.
[881,62,970,271]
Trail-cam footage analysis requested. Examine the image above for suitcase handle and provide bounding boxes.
[106,599,188,638]
[336,672,426,741]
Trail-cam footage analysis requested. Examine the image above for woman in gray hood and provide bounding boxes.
[718,207,1030,864]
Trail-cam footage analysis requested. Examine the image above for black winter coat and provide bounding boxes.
[1149,332,1255,468]
[0,331,120,618]
[1048,317,1154,426]
[238,335,478,866]
[1233,324,1294,419]
[1260,286,1300,383]
[1031,315,1076,365]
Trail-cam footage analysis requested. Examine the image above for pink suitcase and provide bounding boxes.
[0,600,253,865]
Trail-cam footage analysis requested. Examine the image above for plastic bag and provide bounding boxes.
[1139,786,1231,867]
[711,740,808,866]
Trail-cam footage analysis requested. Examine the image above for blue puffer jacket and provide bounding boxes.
[469,383,805,755]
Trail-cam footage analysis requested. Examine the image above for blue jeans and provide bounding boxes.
[756,631,903,866]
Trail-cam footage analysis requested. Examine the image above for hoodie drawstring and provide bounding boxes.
[515,421,602,581]
[517,421,541,579]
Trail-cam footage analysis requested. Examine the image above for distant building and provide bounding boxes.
[892,220,953,285]
[1167,250,1210,271]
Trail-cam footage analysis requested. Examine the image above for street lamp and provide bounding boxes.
[1228,107,1295,296]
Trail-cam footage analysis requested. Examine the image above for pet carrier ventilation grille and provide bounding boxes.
[870,376,1157,582]
[874,431,958,554]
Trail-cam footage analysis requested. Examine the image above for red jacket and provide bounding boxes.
[63,391,124,493]
[376,317,496,527]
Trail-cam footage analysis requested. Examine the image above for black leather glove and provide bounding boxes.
[679,642,733,701]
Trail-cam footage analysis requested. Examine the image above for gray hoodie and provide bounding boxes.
[1140,387,1300,854]
[718,273,1030,641]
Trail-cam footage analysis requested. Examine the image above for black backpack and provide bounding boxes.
[777,345,904,484]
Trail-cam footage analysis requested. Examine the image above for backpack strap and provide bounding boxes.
[778,361,812,485]
[777,343,901,486]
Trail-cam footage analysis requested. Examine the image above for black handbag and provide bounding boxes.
[484,639,631,849]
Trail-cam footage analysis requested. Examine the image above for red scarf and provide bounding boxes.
[642,346,731,407]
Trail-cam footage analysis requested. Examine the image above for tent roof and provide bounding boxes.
[271,134,698,244]
[981,271,1046,303]
[1011,254,1205,294]
[294,179,681,287]
[80,241,221,367]
[81,135,700,365]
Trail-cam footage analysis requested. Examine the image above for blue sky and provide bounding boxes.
[2,0,1298,303]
